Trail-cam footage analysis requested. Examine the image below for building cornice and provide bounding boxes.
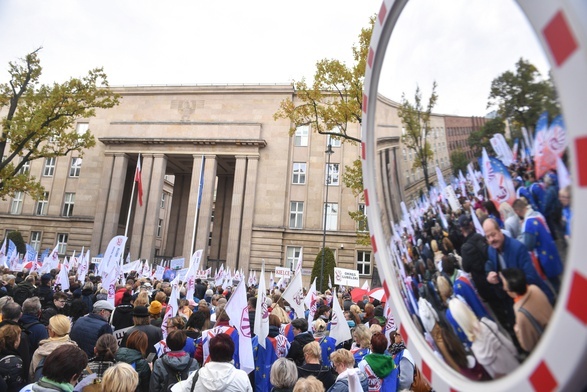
[99,137,267,147]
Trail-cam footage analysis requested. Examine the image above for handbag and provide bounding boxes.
[411,365,432,392]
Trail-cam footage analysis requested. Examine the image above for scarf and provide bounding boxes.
[390,342,406,356]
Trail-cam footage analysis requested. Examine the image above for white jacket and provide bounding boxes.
[171,361,252,392]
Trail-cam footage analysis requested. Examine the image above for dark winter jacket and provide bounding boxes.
[0,320,31,383]
[19,314,48,356]
[286,331,314,366]
[115,347,150,392]
[121,324,162,357]
[81,288,95,312]
[149,351,199,392]
[297,363,336,390]
[0,350,26,392]
[111,304,134,331]
[69,313,113,357]
[34,286,54,309]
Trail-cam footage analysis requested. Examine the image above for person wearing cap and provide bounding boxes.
[120,305,162,357]
[148,300,163,327]
[70,300,115,357]
[34,274,55,309]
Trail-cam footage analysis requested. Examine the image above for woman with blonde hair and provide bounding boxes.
[271,302,291,324]
[431,239,444,271]
[297,341,336,390]
[293,376,325,392]
[101,362,139,392]
[134,291,150,308]
[30,314,78,381]
[350,324,371,366]
[349,304,362,325]
[329,348,368,392]
[449,298,519,379]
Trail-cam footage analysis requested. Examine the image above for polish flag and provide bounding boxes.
[135,154,143,207]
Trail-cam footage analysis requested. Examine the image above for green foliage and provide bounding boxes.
[487,58,559,132]
[0,48,120,199]
[311,247,336,294]
[5,231,26,255]
[449,150,469,176]
[273,17,374,143]
[397,82,439,191]
[468,117,506,156]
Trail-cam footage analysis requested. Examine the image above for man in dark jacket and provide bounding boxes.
[120,305,163,357]
[286,318,314,366]
[111,291,134,331]
[40,291,69,325]
[70,300,114,356]
[194,279,207,302]
[20,297,48,356]
[34,274,55,308]
[0,301,31,383]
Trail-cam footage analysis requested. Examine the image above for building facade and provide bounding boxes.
[444,115,487,161]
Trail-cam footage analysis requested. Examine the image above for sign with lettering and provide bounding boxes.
[445,185,461,212]
[333,267,360,287]
[275,267,291,278]
[170,258,185,270]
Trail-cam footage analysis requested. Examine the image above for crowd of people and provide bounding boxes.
[0,158,572,392]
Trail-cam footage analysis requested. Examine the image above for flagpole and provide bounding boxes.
[122,154,140,282]
[190,156,206,256]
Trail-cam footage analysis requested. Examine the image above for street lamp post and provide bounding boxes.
[320,143,334,293]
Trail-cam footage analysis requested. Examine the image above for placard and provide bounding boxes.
[169,258,185,270]
[275,267,292,279]
[444,185,461,212]
[333,267,360,287]
[113,326,133,346]
[176,268,189,282]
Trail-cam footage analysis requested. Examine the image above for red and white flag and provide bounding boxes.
[225,279,255,374]
[135,154,143,207]
[254,264,269,348]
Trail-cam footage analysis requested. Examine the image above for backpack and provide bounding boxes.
[32,356,46,382]
[13,283,34,306]
[161,357,194,391]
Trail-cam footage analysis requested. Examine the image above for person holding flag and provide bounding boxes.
[253,314,290,392]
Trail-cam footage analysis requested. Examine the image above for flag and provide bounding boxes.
[557,156,571,190]
[467,163,480,196]
[471,209,484,236]
[55,262,70,291]
[269,272,274,289]
[304,278,318,326]
[382,300,396,346]
[162,275,181,339]
[281,258,305,319]
[100,236,128,306]
[329,288,352,345]
[458,170,467,197]
[224,279,255,374]
[25,244,37,262]
[134,154,143,207]
[78,250,90,284]
[481,148,516,206]
[328,275,332,290]
[361,280,370,291]
[546,115,566,158]
[40,244,60,274]
[254,264,269,348]
[215,264,225,287]
[185,249,203,301]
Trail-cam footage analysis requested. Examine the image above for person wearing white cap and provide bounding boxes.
[70,300,115,357]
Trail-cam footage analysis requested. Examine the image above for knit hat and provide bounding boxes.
[148,301,162,316]
[41,273,52,284]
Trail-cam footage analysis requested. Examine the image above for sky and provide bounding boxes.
[0,0,549,117]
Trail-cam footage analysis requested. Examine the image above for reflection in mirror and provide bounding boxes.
[371,0,569,382]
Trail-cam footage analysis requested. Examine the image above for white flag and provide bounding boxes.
[328,275,332,289]
[383,300,396,346]
[55,263,70,291]
[329,288,352,345]
[361,280,370,291]
[40,244,60,274]
[281,259,305,319]
[304,278,318,326]
[100,236,128,307]
[557,156,571,190]
[162,275,180,339]
[185,250,203,301]
[269,272,274,289]
[224,280,255,374]
[254,264,269,348]
[471,209,485,236]
[215,264,225,287]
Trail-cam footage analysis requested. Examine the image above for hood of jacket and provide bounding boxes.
[364,353,396,378]
[293,331,315,346]
[268,325,281,338]
[115,347,144,364]
[36,337,77,357]
[198,361,241,391]
[115,304,134,314]
[161,351,192,370]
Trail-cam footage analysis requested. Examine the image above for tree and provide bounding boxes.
[449,149,469,176]
[5,231,26,255]
[468,117,506,156]
[487,58,559,132]
[397,82,439,191]
[0,49,120,200]
[274,18,374,243]
[311,247,336,294]
[342,159,370,246]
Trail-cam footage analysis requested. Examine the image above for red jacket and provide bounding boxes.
[115,288,128,307]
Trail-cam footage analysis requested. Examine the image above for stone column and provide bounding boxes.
[182,155,205,262]
[226,156,247,270]
[237,156,259,273]
[194,155,217,264]
[165,174,190,258]
[139,154,167,261]
[91,153,128,255]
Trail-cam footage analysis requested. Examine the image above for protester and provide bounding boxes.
[269,357,298,392]
[330,348,368,392]
[74,333,119,390]
[115,330,151,392]
[350,324,371,366]
[70,300,114,357]
[389,331,414,390]
[296,341,336,390]
[149,329,199,392]
[286,318,314,366]
[101,363,139,392]
[120,305,163,357]
[292,375,324,392]
[0,323,26,391]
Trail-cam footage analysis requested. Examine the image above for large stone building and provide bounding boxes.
[444,115,487,161]
[0,84,452,286]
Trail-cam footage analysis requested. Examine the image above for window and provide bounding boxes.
[30,231,42,252]
[69,157,82,177]
[357,203,368,232]
[62,193,75,217]
[36,192,49,216]
[289,201,304,229]
[56,233,68,255]
[160,193,166,208]
[18,160,30,174]
[326,163,340,186]
[10,191,24,215]
[43,157,56,176]
[294,125,309,147]
[286,246,302,271]
[357,251,372,276]
[326,127,342,147]
[76,123,89,135]
[324,202,338,231]
[157,219,163,237]
[292,162,307,184]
